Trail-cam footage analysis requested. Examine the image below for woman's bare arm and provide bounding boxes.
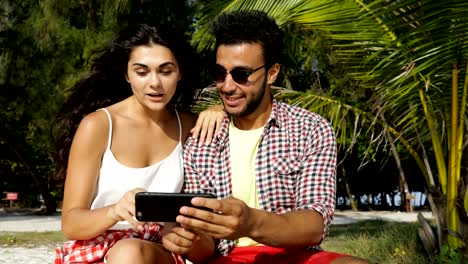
[61,111,144,240]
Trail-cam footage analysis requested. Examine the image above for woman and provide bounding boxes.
[54,24,219,264]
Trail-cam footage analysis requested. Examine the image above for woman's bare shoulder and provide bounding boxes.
[74,109,111,145]
[80,109,110,130]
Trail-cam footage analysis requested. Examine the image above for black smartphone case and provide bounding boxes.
[135,192,215,222]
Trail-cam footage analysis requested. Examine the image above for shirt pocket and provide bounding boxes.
[273,156,301,174]
[272,156,301,210]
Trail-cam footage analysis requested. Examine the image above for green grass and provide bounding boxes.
[0,231,65,248]
[0,221,441,263]
[321,220,433,264]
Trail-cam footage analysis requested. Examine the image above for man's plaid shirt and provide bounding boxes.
[183,99,337,256]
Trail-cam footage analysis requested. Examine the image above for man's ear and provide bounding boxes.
[266,63,280,85]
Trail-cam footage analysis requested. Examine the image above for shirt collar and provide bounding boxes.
[266,98,283,129]
[215,97,284,145]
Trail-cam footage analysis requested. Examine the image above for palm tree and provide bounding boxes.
[191,0,468,257]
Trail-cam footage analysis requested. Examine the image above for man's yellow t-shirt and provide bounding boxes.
[229,120,263,247]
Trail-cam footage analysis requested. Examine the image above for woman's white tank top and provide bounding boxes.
[90,108,184,229]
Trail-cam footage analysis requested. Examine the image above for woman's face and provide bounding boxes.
[126,44,180,111]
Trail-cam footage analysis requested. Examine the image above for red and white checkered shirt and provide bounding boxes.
[183,99,337,256]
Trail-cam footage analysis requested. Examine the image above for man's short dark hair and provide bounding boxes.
[210,10,283,68]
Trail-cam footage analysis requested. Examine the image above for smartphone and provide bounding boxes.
[135,192,216,222]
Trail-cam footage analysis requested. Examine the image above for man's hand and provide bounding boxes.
[162,223,199,255]
[162,223,215,262]
[176,196,255,240]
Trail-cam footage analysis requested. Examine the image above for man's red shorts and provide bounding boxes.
[207,245,348,264]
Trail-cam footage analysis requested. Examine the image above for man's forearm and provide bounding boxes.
[248,209,324,247]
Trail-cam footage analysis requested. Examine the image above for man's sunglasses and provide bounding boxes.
[212,65,265,85]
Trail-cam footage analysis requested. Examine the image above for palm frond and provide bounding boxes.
[274,87,432,185]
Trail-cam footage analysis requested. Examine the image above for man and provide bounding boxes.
[164,10,370,264]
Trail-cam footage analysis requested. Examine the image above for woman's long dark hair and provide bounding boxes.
[53,24,197,181]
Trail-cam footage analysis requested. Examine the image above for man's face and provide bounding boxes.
[214,43,271,117]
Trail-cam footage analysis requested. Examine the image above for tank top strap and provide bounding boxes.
[97,108,113,150]
[174,109,182,143]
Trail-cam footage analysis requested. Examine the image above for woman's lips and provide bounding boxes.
[146,93,164,102]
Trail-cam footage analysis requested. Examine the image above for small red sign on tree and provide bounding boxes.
[6,192,18,200]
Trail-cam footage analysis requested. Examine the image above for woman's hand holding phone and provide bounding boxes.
[108,188,146,231]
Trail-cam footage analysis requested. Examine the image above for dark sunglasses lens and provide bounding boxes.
[212,67,227,83]
[230,69,250,84]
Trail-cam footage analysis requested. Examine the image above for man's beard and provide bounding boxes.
[227,77,267,117]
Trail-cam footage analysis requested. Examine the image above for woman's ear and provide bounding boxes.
[266,63,280,85]
[125,73,130,83]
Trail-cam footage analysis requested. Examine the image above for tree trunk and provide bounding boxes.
[367,195,372,210]
[427,190,447,249]
[459,134,468,255]
[342,166,357,211]
[379,110,412,212]
[456,173,468,255]
[44,193,58,214]
[418,212,438,254]
[385,128,412,212]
